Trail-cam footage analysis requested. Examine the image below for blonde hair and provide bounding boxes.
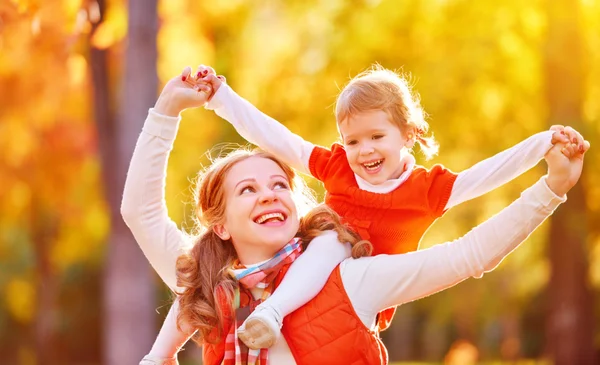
[175,148,371,344]
[335,64,439,159]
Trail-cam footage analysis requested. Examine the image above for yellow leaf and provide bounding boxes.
[1,115,37,168]
[5,278,36,323]
[67,53,87,87]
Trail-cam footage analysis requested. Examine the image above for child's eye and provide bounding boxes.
[273,181,289,190]
[346,140,358,146]
[372,134,384,140]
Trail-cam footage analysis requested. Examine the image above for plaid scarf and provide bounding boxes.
[223,238,302,365]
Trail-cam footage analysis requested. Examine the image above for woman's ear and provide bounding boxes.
[213,224,231,240]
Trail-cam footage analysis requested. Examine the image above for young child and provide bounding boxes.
[176,65,585,351]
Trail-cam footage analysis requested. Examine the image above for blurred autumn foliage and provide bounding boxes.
[1,0,599,364]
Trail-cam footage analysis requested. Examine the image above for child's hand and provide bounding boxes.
[153,66,213,117]
[550,125,586,155]
[544,140,590,196]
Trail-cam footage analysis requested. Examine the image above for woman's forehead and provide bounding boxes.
[224,157,288,188]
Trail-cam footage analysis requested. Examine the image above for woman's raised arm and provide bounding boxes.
[121,67,213,291]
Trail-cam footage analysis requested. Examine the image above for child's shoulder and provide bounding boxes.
[410,163,457,181]
[310,142,346,162]
[309,143,353,182]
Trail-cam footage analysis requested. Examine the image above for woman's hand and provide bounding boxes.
[153,66,214,117]
[545,139,590,197]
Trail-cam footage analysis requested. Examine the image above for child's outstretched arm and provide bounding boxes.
[444,127,583,210]
[201,70,315,175]
[140,300,195,365]
[344,141,588,318]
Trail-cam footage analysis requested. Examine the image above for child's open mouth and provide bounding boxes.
[362,159,384,173]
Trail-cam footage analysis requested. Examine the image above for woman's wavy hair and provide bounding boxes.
[175,148,371,344]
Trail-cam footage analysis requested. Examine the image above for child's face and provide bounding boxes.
[339,110,408,185]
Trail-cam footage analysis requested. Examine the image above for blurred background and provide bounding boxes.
[1,0,599,364]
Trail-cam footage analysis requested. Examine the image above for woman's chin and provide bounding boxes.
[258,230,296,249]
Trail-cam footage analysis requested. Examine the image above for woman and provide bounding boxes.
[121,67,587,365]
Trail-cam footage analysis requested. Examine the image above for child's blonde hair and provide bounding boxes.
[335,65,439,159]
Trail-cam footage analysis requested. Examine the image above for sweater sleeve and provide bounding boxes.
[446,131,554,210]
[341,176,565,320]
[121,109,191,292]
[141,299,195,363]
[205,84,315,175]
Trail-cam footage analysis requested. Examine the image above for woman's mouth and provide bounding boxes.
[254,211,287,226]
[361,159,384,174]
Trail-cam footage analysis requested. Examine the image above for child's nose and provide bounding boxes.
[359,144,374,155]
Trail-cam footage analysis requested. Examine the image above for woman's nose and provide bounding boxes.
[258,188,278,204]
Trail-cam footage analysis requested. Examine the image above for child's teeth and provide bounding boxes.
[363,160,382,169]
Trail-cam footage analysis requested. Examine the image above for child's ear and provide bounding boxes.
[404,129,416,149]
[213,224,231,240]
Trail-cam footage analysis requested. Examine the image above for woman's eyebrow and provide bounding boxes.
[234,178,256,190]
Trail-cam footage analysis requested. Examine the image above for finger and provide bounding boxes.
[195,82,212,94]
[572,129,585,147]
[217,75,227,83]
[202,73,221,83]
[181,66,192,82]
[195,65,207,80]
[195,65,216,80]
[204,66,216,76]
[551,131,569,144]
[550,125,565,133]
[563,126,581,146]
[581,140,591,154]
[572,141,589,161]
[567,143,578,157]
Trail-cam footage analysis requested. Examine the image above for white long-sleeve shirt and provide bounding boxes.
[124,111,565,365]
[205,84,555,208]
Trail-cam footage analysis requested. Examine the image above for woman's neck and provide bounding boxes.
[235,246,283,266]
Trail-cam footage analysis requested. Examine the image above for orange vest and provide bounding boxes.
[202,265,388,365]
[308,143,457,256]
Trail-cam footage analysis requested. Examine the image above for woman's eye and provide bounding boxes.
[373,134,384,140]
[273,181,289,190]
[240,186,255,194]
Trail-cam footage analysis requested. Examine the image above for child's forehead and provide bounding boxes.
[340,110,396,129]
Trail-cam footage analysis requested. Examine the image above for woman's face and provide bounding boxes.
[217,156,300,263]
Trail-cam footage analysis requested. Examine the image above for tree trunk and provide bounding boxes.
[89,0,159,363]
[544,1,595,364]
[32,202,59,364]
